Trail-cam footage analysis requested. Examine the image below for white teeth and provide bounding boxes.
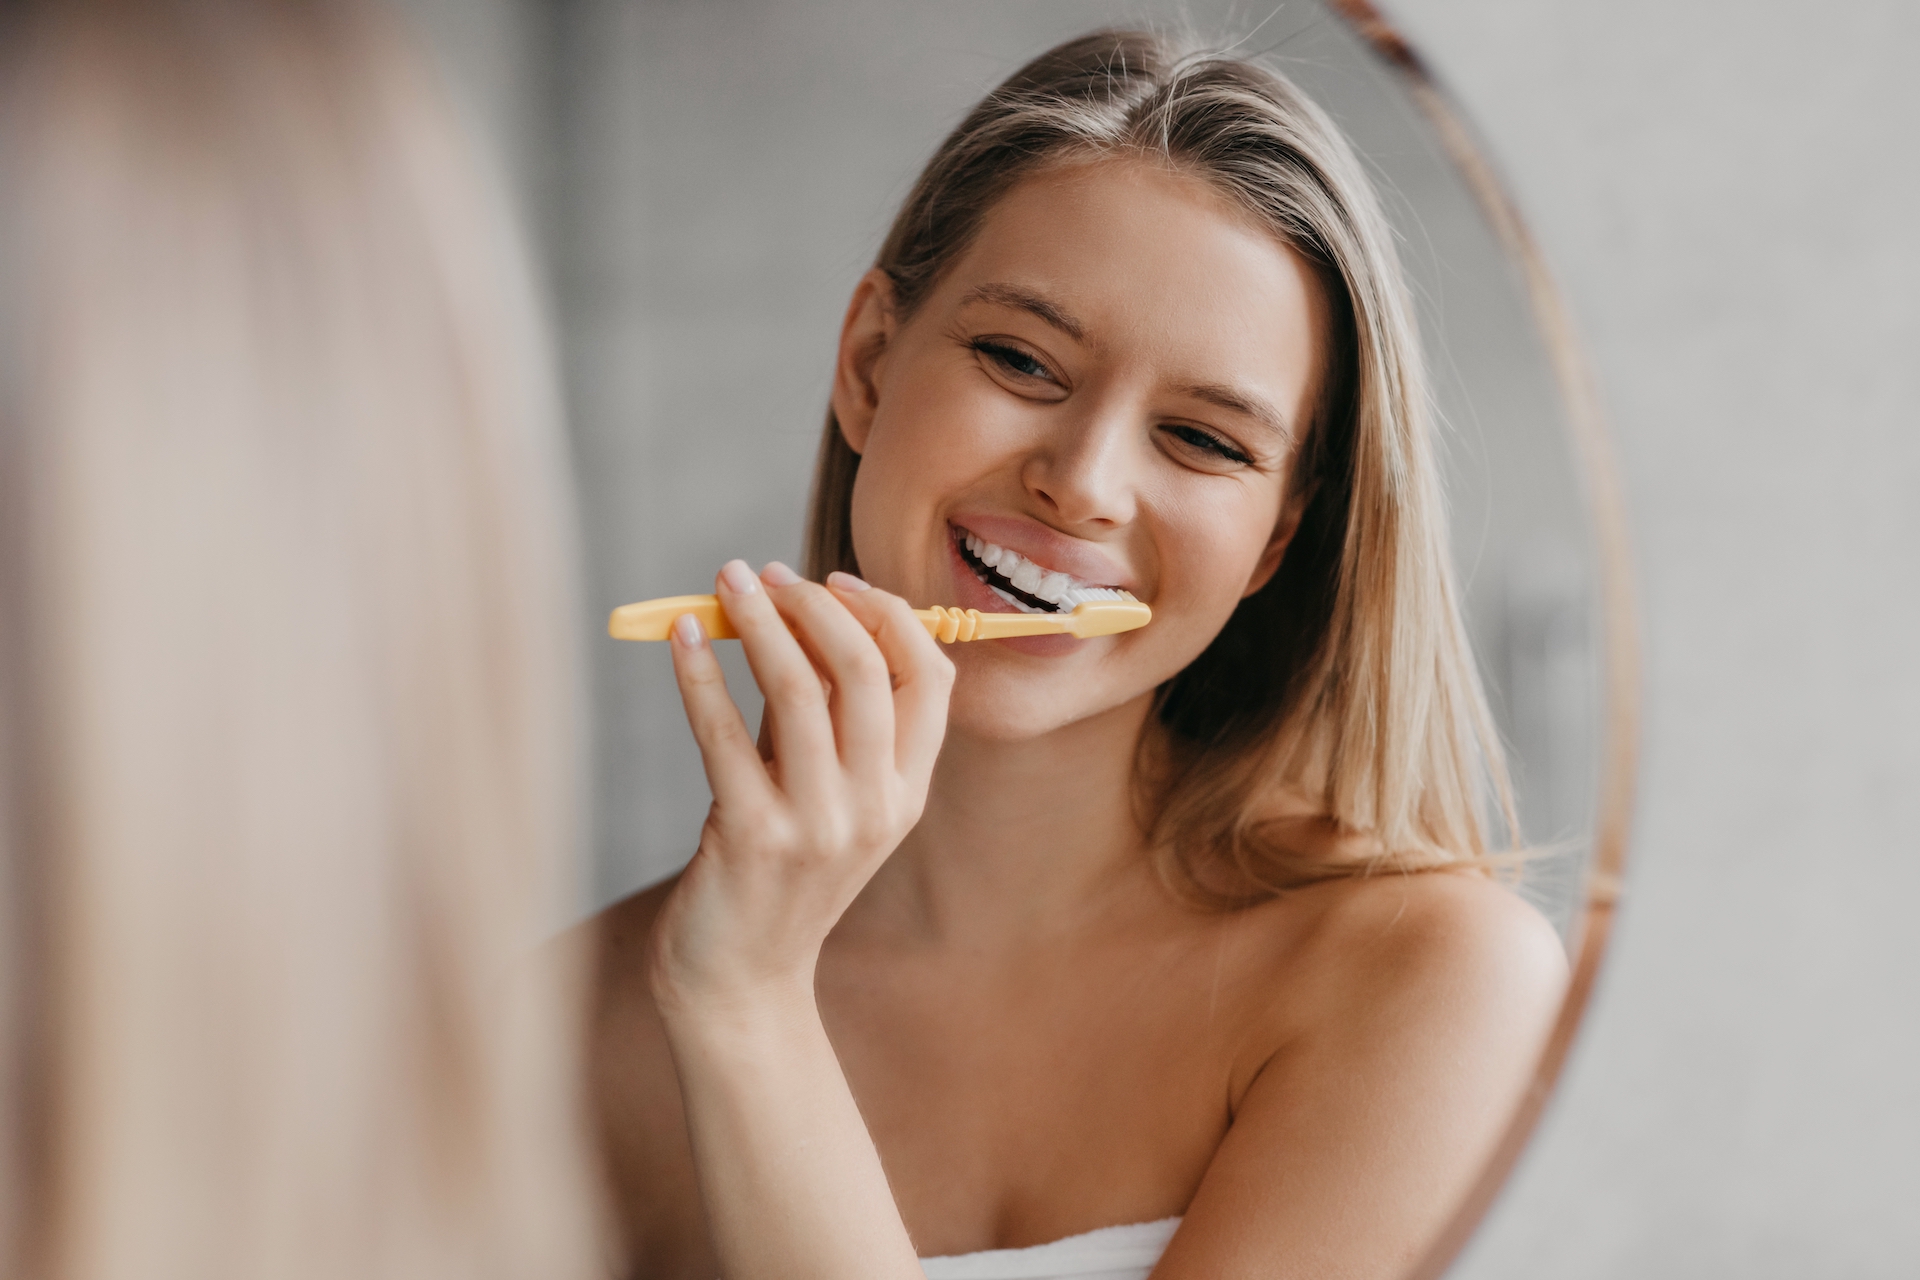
[965,532,1003,569]
[957,527,1133,613]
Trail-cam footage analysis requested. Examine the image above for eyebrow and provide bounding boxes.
[1175,381,1296,443]
[957,283,1088,343]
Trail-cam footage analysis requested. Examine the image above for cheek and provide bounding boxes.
[846,456,927,594]
[874,356,1031,471]
[1093,523,1266,714]
[851,368,1028,537]
[846,381,991,585]
[1154,488,1282,610]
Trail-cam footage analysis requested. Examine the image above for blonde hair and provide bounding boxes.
[0,1,599,1276]
[805,29,1514,900]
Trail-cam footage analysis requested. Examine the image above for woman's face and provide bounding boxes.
[833,159,1328,741]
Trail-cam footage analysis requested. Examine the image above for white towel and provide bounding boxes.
[919,1217,1180,1280]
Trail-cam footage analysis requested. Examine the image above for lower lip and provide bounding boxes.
[944,534,1088,657]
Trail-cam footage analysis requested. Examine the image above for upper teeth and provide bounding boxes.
[960,530,1132,613]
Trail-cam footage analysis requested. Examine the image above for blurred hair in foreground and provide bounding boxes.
[0,1,600,1276]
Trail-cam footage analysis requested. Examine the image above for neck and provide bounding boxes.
[851,692,1160,946]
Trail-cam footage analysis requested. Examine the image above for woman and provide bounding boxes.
[0,1,599,1276]
[590,30,1567,1280]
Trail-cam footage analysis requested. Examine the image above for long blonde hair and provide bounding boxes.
[805,29,1514,900]
[0,1,599,1275]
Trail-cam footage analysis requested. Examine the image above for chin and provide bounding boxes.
[942,657,1147,743]
[945,687,1073,742]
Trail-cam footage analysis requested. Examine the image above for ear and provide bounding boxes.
[830,268,898,456]
[1242,482,1312,598]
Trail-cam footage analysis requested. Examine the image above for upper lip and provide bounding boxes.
[947,514,1136,593]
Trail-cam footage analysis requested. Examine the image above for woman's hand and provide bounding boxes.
[643,566,947,1280]
[648,559,954,1020]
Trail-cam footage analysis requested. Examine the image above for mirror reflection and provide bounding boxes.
[410,2,1602,1276]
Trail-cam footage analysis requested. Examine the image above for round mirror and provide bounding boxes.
[407,0,1634,1272]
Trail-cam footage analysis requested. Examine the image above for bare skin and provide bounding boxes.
[583,160,1568,1280]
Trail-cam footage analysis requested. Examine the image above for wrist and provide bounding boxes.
[650,963,821,1042]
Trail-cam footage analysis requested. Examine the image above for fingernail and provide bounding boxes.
[672,612,704,648]
[761,561,802,587]
[719,559,758,595]
[827,571,871,592]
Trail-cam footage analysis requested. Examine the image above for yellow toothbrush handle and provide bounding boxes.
[915,606,1114,641]
[607,595,1149,643]
[608,595,738,640]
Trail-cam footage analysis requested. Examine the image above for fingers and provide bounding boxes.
[758,566,901,777]
[707,558,951,802]
[714,560,840,798]
[826,571,955,784]
[668,610,776,815]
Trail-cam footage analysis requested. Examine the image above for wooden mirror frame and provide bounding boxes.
[1318,3,1642,1275]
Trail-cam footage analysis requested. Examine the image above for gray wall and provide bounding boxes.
[1390,0,1920,1274]
[403,0,1920,1272]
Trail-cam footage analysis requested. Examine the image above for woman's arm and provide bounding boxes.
[662,983,919,1280]
[648,559,952,1280]
[1154,873,1569,1279]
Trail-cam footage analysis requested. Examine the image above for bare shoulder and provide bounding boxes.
[577,873,683,1103]
[1160,872,1568,1277]
[585,874,680,995]
[1230,868,1569,1065]
[566,874,714,1278]
[1300,869,1566,996]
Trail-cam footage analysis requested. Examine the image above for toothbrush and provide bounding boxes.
[609,593,1150,643]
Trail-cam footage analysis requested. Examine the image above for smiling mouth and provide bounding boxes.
[952,527,1131,615]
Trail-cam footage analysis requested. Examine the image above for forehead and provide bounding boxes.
[929,159,1326,394]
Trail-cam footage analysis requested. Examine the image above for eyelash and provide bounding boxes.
[970,337,1253,468]
[1164,424,1253,466]
[971,338,1053,382]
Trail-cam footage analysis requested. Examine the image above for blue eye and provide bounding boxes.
[973,339,1053,382]
[1166,424,1253,466]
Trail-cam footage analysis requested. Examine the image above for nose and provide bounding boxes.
[1020,399,1141,529]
